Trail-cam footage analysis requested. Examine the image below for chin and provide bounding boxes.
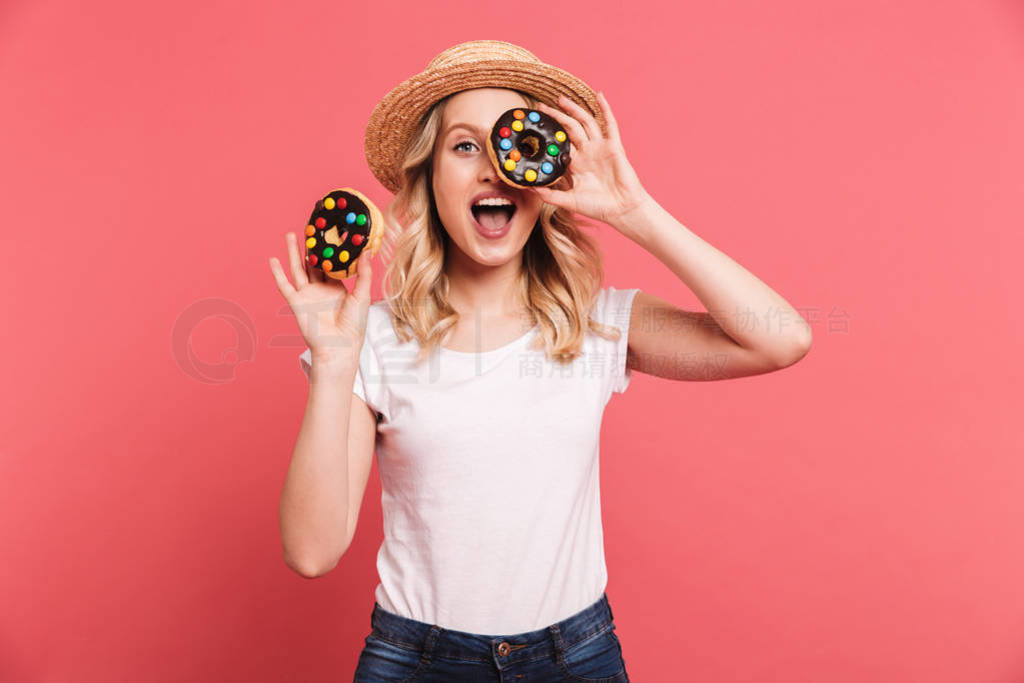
[456,228,526,264]
[468,239,523,264]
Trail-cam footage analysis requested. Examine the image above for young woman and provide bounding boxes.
[270,40,811,682]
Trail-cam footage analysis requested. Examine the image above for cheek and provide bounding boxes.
[438,188,463,218]
[431,178,459,219]
[432,165,468,217]
[520,198,543,225]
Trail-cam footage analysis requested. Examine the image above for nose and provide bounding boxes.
[477,154,500,183]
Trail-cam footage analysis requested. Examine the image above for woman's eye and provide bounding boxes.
[454,141,477,152]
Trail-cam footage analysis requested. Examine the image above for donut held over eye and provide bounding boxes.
[486,107,572,188]
[303,187,385,280]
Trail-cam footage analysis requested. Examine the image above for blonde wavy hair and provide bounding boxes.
[374,89,622,365]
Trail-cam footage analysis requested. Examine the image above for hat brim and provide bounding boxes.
[364,59,606,194]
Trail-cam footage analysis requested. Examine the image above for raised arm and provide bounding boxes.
[270,232,377,577]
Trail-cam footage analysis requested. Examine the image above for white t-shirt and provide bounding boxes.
[298,285,640,634]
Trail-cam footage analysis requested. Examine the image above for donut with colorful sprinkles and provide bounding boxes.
[304,187,385,280]
[486,107,572,188]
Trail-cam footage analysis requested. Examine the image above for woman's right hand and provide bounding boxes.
[269,231,373,366]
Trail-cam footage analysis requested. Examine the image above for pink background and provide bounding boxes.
[3,0,1023,681]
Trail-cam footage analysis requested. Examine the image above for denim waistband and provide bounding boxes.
[367,592,617,665]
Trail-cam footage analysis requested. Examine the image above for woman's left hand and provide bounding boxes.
[528,92,651,230]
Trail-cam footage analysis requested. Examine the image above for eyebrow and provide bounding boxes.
[444,122,488,138]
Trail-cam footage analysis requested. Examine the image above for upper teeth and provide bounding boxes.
[473,197,514,207]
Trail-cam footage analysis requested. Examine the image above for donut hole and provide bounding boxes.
[517,134,541,159]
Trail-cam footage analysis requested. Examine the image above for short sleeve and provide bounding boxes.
[298,334,388,423]
[593,285,640,395]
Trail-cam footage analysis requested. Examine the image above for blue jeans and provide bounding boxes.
[353,591,629,682]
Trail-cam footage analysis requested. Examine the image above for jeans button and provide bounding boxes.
[497,641,511,656]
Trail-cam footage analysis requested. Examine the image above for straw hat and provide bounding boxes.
[364,40,607,194]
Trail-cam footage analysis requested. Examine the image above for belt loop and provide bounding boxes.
[549,622,565,654]
[420,624,442,662]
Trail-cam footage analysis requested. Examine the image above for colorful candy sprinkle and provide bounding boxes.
[309,254,318,266]
[352,234,364,246]
[541,162,553,174]
[511,120,524,132]
[323,247,334,258]
[340,250,349,262]
[528,111,540,122]
[509,149,521,161]
[547,144,559,156]
[524,169,537,182]
[305,237,316,249]
[323,261,333,271]
[337,197,347,209]
[499,126,511,138]
[346,212,356,224]
[513,109,525,119]
[315,217,326,229]
[324,197,335,210]
[499,138,512,150]
[305,225,315,237]
[356,214,367,226]
[555,130,566,142]
[504,158,517,171]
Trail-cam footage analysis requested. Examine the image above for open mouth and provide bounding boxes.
[470,202,517,231]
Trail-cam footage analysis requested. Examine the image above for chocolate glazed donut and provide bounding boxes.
[304,187,384,280]
[486,107,572,188]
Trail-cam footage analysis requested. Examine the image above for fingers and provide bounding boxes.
[530,183,575,213]
[596,92,621,146]
[533,99,589,150]
[268,256,297,303]
[556,93,602,143]
[353,255,372,304]
[287,232,310,288]
[335,257,371,331]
